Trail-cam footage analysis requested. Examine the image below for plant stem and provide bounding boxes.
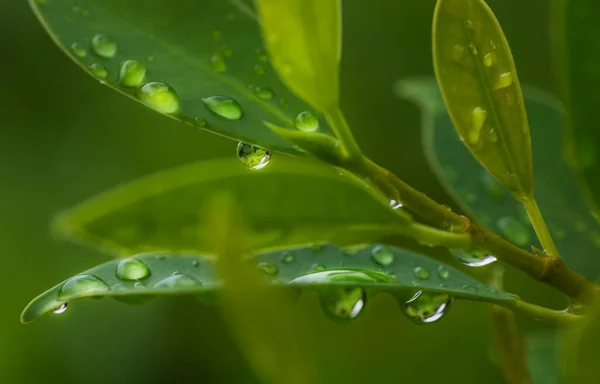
[325,108,363,162]
[505,299,581,326]
[408,222,472,250]
[521,198,561,259]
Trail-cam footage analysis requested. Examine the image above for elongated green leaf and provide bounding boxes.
[433,0,533,199]
[21,244,518,323]
[54,156,411,255]
[255,0,340,112]
[551,0,600,224]
[526,331,562,384]
[30,0,331,154]
[398,77,600,280]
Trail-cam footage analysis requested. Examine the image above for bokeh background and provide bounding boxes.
[0,0,563,383]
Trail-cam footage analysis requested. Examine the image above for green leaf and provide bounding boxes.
[54,156,411,255]
[551,0,600,224]
[30,0,331,154]
[526,331,562,384]
[397,77,600,280]
[21,243,518,323]
[255,0,340,112]
[433,0,533,199]
[563,303,600,383]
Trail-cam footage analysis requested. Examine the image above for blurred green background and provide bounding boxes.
[0,0,563,383]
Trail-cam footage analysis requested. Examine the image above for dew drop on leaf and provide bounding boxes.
[389,199,403,209]
[58,275,110,300]
[370,245,394,266]
[256,262,278,276]
[437,266,450,280]
[136,82,180,114]
[91,34,117,58]
[483,52,494,68]
[118,60,146,87]
[294,111,319,132]
[194,117,208,127]
[281,252,295,264]
[116,257,151,281]
[52,303,68,314]
[153,274,200,288]
[70,43,87,57]
[203,96,243,120]
[88,63,108,79]
[402,291,452,324]
[468,43,478,56]
[495,72,513,90]
[253,86,274,100]
[469,107,488,145]
[497,216,530,246]
[453,249,497,267]
[318,287,367,323]
[236,142,271,170]
[134,281,146,289]
[210,53,227,73]
[253,64,265,76]
[413,267,430,280]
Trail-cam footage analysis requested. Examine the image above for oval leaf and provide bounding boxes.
[54,157,411,255]
[256,0,340,111]
[398,77,600,280]
[30,0,331,154]
[433,0,533,199]
[21,244,518,323]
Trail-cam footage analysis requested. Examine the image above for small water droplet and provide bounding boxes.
[52,303,68,314]
[70,43,87,57]
[256,262,278,276]
[437,266,450,280]
[91,34,117,58]
[469,107,488,145]
[254,86,274,100]
[136,82,180,114]
[370,245,394,266]
[313,264,326,272]
[88,63,108,79]
[389,199,403,209]
[210,53,227,73]
[468,43,478,56]
[483,52,494,67]
[465,20,475,30]
[452,45,465,63]
[134,281,146,289]
[497,216,530,246]
[192,260,200,267]
[203,96,243,120]
[490,40,497,50]
[414,267,430,280]
[453,250,497,267]
[236,142,271,170]
[294,111,319,132]
[194,117,208,127]
[154,274,200,288]
[402,291,452,324]
[58,275,110,300]
[319,287,367,323]
[254,64,265,76]
[116,257,151,281]
[281,252,295,264]
[495,72,513,90]
[488,128,498,143]
[118,60,146,87]
[480,171,504,198]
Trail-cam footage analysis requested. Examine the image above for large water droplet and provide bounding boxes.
[153,273,200,289]
[118,60,146,87]
[469,107,488,145]
[256,262,278,276]
[413,267,430,280]
[497,216,530,246]
[483,52,494,67]
[254,86,274,100]
[88,63,108,79]
[210,53,227,73]
[495,72,513,90]
[437,266,450,280]
[203,96,243,120]
[91,34,117,58]
[58,275,110,300]
[453,249,497,267]
[52,303,68,314]
[370,245,394,266]
[70,43,87,57]
[402,291,452,324]
[294,111,319,132]
[116,257,151,281]
[136,82,180,114]
[237,142,271,170]
[452,45,465,63]
[318,287,367,323]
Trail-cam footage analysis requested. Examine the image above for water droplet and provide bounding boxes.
[313,264,326,272]
[389,199,403,209]
[136,82,180,114]
[203,96,243,120]
[468,43,478,56]
[116,257,151,281]
[154,274,200,288]
[70,43,87,57]
[256,262,278,276]
[254,86,274,100]
[88,63,108,79]
[91,34,117,58]
[134,281,146,289]
[413,267,430,280]
[236,142,271,170]
[370,245,394,266]
[294,111,319,132]
[402,291,452,324]
[497,216,530,246]
[210,53,227,73]
[281,252,295,264]
[437,266,449,280]
[469,107,487,145]
[488,128,498,143]
[58,275,110,300]
[465,20,475,30]
[254,64,265,76]
[480,171,504,198]
[490,40,497,50]
[452,45,465,63]
[194,117,208,127]
[483,52,494,67]
[453,250,497,267]
[118,60,146,87]
[318,287,367,323]
[495,72,513,90]
[52,303,68,314]
[192,260,200,267]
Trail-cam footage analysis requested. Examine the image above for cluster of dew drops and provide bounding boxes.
[69,32,322,171]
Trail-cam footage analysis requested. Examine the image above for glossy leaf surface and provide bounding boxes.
[433,0,533,199]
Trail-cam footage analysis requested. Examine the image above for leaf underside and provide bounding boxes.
[398,77,600,281]
[22,244,518,323]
